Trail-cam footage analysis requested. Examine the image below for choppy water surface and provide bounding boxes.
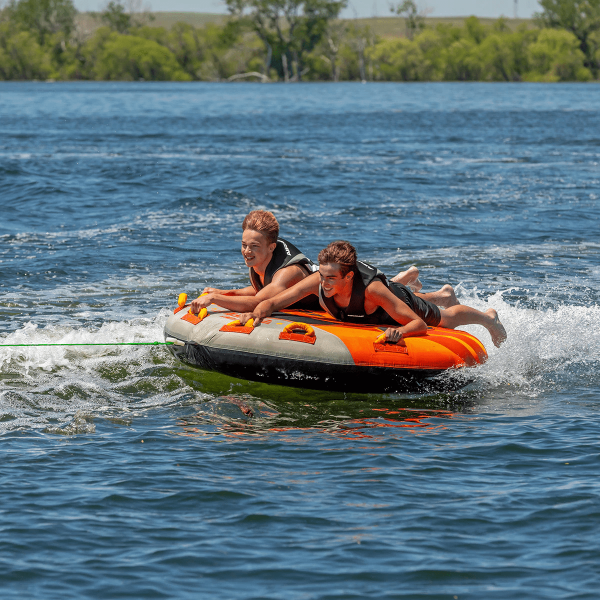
[1,82,599,598]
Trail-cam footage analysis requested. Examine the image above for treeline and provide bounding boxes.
[0,0,599,82]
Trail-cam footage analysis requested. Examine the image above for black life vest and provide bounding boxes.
[249,237,316,292]
[318,261,420,325]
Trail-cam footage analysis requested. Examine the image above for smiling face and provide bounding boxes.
[241,229,276,272]
[319,263,354,298]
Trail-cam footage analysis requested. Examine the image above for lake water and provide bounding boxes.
[1,82,599,599]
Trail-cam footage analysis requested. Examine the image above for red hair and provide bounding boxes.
[318,241,357,276]
[242,210,279,244]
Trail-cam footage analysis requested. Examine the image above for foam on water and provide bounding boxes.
[454,287,600,394]
[0,309,206,434]
[2,281,599,433]
[0,311,166,369]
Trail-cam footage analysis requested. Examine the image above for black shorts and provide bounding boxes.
[388,282,442,327]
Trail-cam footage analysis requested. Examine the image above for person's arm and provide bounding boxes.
[190,286,256,313]
[239,272,321,326]
[366,280,428,342]
[191,266,309,314]
[202,286,256,297]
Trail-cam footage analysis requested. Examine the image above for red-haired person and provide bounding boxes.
[191,211,458,314]
[191,210,319,314]
[239,240,507,348]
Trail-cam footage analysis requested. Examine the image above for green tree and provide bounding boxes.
[366,37,414,80]
[131,25,169,45]
[463,15,487,44]
[367,29,444,81]
[225,0,346,81]
[390,0,425,40]
[101,1,132,34]
[0,24,53,79]
[536,0,600,71]
[100,0,155,34]
[588,28,600,69]
[345,23,375,81]
[525,27,592,80]
[160,21,259,80]
[5,0,77,44]
[477,31,524,81]
[442,38,482,80]
[45,30,84,79]
[313,20,347,80]
[164,22,214,79]
[83,29,191,80]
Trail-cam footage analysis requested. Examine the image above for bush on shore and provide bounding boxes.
[0,0,597,81]
[364,19,592,82]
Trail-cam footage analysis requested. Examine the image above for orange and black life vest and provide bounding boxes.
[249,238,315,291]
[250,238,320,310]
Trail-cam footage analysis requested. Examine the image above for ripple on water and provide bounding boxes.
[1,82,600,599]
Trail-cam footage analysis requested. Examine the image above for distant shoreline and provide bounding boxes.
[2,9,593,83]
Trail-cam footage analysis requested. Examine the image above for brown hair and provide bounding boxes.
[242,210,279,244]
[317,241,357,276]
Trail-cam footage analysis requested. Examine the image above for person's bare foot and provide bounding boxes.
[486,309,507,348]
[407,277,422,293]
[391,266,422,292]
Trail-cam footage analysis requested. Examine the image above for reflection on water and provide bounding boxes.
[174,393,461,440]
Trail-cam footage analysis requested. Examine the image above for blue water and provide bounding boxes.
[1,82,600,599]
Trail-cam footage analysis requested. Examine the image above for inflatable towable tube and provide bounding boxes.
[164,294,488,394]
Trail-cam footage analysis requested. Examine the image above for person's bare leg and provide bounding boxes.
[391,266,422,292]
[438,306,507,347]
[416,284,460,308]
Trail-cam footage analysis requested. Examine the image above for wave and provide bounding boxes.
[0,311,194,434]
[453,288,600,393]
[1,285,599,435]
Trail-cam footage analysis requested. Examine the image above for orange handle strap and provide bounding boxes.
[182,307,208,325]
[279,322,316,344]
[219,318,254,334]
[174,292,189,314]
[375,331,404,344]
[373,331,407,354]
[187,293,210,318]
[281,322,315,337]
[226,318,254,328]
[188,306,208,318]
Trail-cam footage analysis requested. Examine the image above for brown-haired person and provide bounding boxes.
[190,210,320,314]
[240,240,507,348]
[190,210,458,314]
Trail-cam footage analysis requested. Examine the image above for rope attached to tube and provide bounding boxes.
[0,342,174,347]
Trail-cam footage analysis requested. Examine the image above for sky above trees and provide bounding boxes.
[71,0,542,20]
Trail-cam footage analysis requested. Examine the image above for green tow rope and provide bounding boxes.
[0,342,174,347]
